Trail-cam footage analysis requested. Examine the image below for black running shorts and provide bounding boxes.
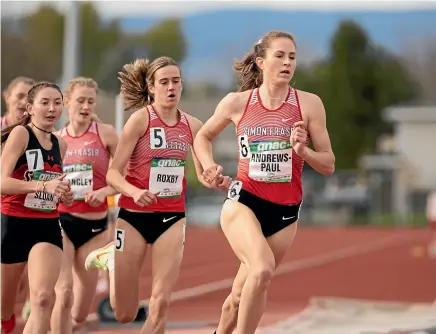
[225,180,301,237]
[59,212,108,249]
[117,208,185,244]
[1,213,63,264]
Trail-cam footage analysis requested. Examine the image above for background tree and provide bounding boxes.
[295,20,419,169]
[138,18,186,64]
[79,2,121,84]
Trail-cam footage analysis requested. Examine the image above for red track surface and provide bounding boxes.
[9,226,436,333]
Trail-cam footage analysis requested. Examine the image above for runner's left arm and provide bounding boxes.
[298,93,335,176]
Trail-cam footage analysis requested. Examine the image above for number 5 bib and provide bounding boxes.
[149,158,185,198]
[248,139,293,183]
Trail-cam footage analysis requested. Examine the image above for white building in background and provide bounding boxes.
[384,107,436,188]
[360,106,436,221]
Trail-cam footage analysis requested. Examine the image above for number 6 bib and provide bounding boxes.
[248,139,293,183]
[149,158,185,198]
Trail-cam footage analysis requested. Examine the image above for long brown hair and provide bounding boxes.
[1,82,63,144]
[234,31,297,92]
[118,56,180,112]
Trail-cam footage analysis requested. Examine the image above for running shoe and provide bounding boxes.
[84,241,114,271]
[21,299,31,320]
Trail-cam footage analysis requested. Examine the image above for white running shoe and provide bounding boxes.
[84,242,114,271]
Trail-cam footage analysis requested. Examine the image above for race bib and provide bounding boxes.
[248,139,293,183]
[149,158,185,198]
[24,171,61,211]
[63,164,93,201]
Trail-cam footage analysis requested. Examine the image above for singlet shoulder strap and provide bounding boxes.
[24,124,35,138]
[147,105,157,120]
[88,121,98,134]
[285,87,298,107]
[248,88,259,106]
[178,110,190,126]
[50,132,59,146]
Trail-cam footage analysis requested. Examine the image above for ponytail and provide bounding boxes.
[1,114,31,144]
[234,50,263,92]
[118,58,152,112]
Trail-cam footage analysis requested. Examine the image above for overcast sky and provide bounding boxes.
[3,0,436,19]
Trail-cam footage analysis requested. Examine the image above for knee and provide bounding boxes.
[72,312,87,325]
[110,293,135,324]
[109,296,116,314]
[114,308,137,324]
[71,296,89,324]
[148,294,170,320]
[113,301,138,324]
[249,264,274,290]
[56,287,74,310]
[31,290,56,311]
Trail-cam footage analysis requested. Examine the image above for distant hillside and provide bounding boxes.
[121,9,435,86]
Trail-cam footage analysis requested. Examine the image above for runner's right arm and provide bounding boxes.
[1,126,69,196]
[1,126,35,194]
